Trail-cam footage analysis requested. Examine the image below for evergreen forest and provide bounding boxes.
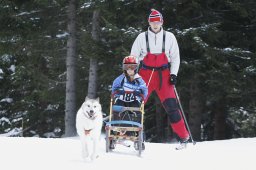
[0,0,255,142]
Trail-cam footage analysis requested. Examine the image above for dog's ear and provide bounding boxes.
[85,96,89,101]
[96,97,100,102]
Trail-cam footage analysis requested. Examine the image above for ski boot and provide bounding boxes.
[175,137,189,150]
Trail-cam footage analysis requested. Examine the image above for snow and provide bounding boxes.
[56,32,69,38]
[9,65,15,72]
[45,104,60,111]
[0,97,13,103]
[16,10,41,16]
[0,127,21,136]
[0,136,255,170]
[80,2,92,9]
[0,117,11,125]
[223,47,252,54]
[0,54,12,63]
[174,23,219,35]
[0,69,3,79]
[245,66,256,74]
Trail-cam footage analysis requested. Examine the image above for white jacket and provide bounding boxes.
[130,27,180,75]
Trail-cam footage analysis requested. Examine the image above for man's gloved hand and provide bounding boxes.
[170,74,177,85]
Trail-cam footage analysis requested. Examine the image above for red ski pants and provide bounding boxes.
[139,68,189,140]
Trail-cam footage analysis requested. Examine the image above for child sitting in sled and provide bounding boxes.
[112,55,148,109]
[110,55,148,150]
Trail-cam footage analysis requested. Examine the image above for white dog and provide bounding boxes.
[76,97,103,161]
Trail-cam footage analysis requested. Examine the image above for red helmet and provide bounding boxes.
[123,55,137,64]
[122,56,138,71]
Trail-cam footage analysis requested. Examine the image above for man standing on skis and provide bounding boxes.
[130,9,189,149]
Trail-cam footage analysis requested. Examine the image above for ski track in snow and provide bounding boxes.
[0,136,255,170]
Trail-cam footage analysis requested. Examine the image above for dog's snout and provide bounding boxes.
[88,110,95,118]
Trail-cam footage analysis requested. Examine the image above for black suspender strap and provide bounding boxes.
[145,31,150,53]
[162,30,166,53]
[145,30,166,53]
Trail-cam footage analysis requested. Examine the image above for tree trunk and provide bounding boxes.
[87,10,100,99]
[213,99,226,140]
[64,0,77,137]
[189,75,204,141]
[88,58,98,99]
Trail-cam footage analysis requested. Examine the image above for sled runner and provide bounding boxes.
[105,93,145,156]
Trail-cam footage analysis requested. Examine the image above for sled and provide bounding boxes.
[105,94,145,157]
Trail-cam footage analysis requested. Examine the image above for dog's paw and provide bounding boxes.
[82,156,91,163]
[90,154,99,161]
[82,151,89,159]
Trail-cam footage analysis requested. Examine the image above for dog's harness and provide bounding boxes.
[84,129,92,135]
[82,112,97,135]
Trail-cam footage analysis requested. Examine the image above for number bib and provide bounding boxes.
[119,93,135,102]
[116,76,142,102]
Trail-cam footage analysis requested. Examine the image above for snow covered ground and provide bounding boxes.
[0,135,255,170]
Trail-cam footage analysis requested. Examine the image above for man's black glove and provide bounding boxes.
[170,74,177,85]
